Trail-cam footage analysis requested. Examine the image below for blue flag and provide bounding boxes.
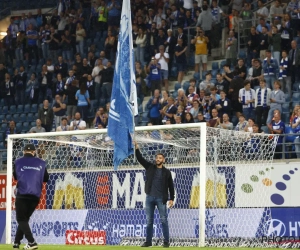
[108,0,138,170]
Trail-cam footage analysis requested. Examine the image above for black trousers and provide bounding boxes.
[255,106,270,128]
[14,197,39,244]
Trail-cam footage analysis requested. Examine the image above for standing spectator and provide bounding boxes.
[238,80,256,120]
[53,95,67,128]
[107,0,121,29]
[92,59,104,105]
[65,80,79,121]
[269,0,285,20]
[29,119,46,133]
[229,71,244,114]
[99,61,114,103]
[97,0,108,34]
[175,38,187,85]
[36,9,47,28]
[3,30,15,67]
[70,112,87,130]
[58,12,67,35]
[38,100,54,132]
[268,113,285,159]
[160,97,177,124]
[249,59,263,89]
[256,1,269,19]
[50,9,59,30]
[288,40,300,85]
[263,50,279,89]
[216,90,232,118]
[268,25,281,64]
[26,24,39,65]
[136,28,147,66]
[26,73,38,104]
[3,73,15,109]
[200,72,214,93]
[15,66,27,106]
[56,117,70,131]
[76,23,86,59]
[279,50,292,98]
[26,12,37,28]
[196,4,213,55]
[207,108,220,127]
[19,13,28,32]
[135,61,149,99]
[225,30,237,67]
[86,75,95,100]
[292,108,300,159]
[154,8,166,29]
[192,27,209,73]
[147,57,162,94]
[38,65,53,103]
[215,73,229,94]
[55,56,68,79]
[65,70,76,88]
[232,0,243,12]
[155,45,169,91]
[222,64,234,84]
[164,29,176,75]
[256,18,271,33]
[218,113,233,130]
[41,24,50,61]
[75,84,90,122]
[81,58,93,82]
[104,30,116,61]
[155,29,167,54]
[7,17,19,39]
[247,27,259,67]
[146,89,162,125]
[258,26,269,61]
[15,31,26,63]
[47,26,60,64]
[281,14,292,52]
[267,81,285,125]
[12,143,49,250]
[177,27,187,48]
[170,5,179,28]
[235,59,247,80]
[255,79,271,128]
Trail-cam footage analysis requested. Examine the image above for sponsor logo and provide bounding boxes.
[66,230,106,245]
[264,219,286,237]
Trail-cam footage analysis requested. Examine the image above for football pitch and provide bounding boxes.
[0,246,280,250]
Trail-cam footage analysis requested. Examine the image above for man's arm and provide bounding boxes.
[43,167,49,182]
[168,171,175,207]
[134,141,152,170]
[13,163,17,180]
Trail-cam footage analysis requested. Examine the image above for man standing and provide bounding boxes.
[134,141,174,248]
[146,89,162,125]
[13,144,49,249]
[288,40,300,85]
[53,95,67,129]
[268,113,285,159]
[263,50,278,89]
[255,79,271,128]
[155,45,169,91]
[191,27,209,73]
[238,80,256,120]
[38,100,54,132]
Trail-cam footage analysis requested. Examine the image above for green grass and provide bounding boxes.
[0,246,280,250]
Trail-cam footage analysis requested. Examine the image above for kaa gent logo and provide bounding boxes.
[264,219,286,237]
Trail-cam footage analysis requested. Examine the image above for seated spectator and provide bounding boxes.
[234,113,248,131]
[190,100,201,122]
[238,80,256,120]
[218,113,233,130]
[210,87,221,102]
[222,64,234,85]
[290,105,300,126]
[292,108,300,159]
[200,72,214,93]
[160,90,169,108]
[160,97,177,124]
[197,112,207,123]
[245,118,255,132]
[207,108,219,127]
[267,80,285,125]
[175,105,185,122]
[3,121,20,146]
[175,115,183,124]
[216,90,232,118]
[184,112,195,123]
[176,88,188,108]
[56,117,70,131]
[268,112,285,159]
[185,78,200,96]
[215,73,229,94]
[252,124,261,133]
[53,95,67,129]
[75,84,90,122]
[38,99,54,132]
[93,107,108,129]
[29,119,46,133]
[146,89,162,125]
[70,112,87,130]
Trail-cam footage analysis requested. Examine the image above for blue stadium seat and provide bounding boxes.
[238,50,247,60]
[24,104,31,113]
[19,114,27,122]
[0,123,7,133]
[293,82,300,92]
[0,114,5,122]
[281,112,290,124]
[220,60,227,68]
[0,142,5,150]
[0,99,4,107]
[0,133,3,143]
[22,122,30,133]
[30,122,36,128]
[292,102,300,109]
[171,66,178,77]
[202,71,207,80]
[16,105,24,114]
[174,83,181,92]
[9,105,17,113]
[285,126,297,143]
[212,62,219,70]
[260,126,269,134]
[193,72,200,81]
[16,122,22,132]
[211,70,218,79]
[5,114,12,122]
[31,104,38,113]
[27,113,34,122]
[284,94,290,102]
[183,81,190,92]
[282,103,289,113]
[13,114,19,121]
[292,93,300,102]
[2,106,8,115]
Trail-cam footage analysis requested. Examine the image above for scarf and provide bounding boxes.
[203,102,211,121]
[279,57,288,79]
[164,105,174,120]
[257,88,268,107]
[87,80,93,88]
[242,88,253,109]
[66,76,75,87]
[56,81,64,93]
[30,85,34,99]
[235,121,247,131]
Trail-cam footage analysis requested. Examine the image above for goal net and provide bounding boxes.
[6,124,278,247]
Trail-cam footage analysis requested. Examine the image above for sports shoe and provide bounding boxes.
[13,243,19,249]
[163,242,170,248]
[23,242,38,250]
[141,242,152,247]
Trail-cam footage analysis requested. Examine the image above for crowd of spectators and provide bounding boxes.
[0,0,300,161]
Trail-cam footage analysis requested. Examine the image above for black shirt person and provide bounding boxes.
[134,141,174,248]
[13,144,49,249]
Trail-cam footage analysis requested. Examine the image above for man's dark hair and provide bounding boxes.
[156,152,165,158]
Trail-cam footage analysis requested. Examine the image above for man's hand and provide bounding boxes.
[168,200,174,208]
[133,141,138,149]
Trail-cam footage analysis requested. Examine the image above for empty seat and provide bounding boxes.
[24,104,31,113]
[5,114,12,122]
[16,122,22,132]
[31,104,38,113]
[0,123,8,133]
[19,114,27,122]
[16,105,24,114]
[22,122,30,133]
[292,93,300,102]
[9,105,17,113]
[12,114,19,121]
[212,62,219,70]
[282,103,289,113]
[27,113,34,122]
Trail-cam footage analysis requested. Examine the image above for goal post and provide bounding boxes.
[5,123,277,247]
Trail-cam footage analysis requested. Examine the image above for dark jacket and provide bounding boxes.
[13,154,49,200]
[99,66,114,84]
[38,106,54,125]
[135,149,175,204]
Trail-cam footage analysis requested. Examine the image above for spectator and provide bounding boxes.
[38,65,53,103]
[26,73,38,104]
[290,105,300,125]
[53,95,67,128]
[75,83,90,122]
[234,113,248,131]
[210,86,220,103]
[269,0,285,20]
[87,51,96,68]
[256,1,269,19]
[288,40,300,85]
[47,26,60,64]
[238,80,256,120]
[55,56,68,79]
[85,75,95,100]
[267,80,285,125]
[46,59,55,73]
[36,9,47,28]
[185,78,200,96]
[215,73,229,94]
[268,112,285,159]
[258,26,269,60]
[191,26,209,73]
[292,108,300,159]
[264,49,279,89]
[99,61,114,102]
[187,86,199,107]
[225,30,237,67]
[60,29,73,65]
[70,112,87,130]
[175,105,185,122]
[249,59,263,89]
[228,71,244,114]
[75,23,86,59]
[56,117,70,131]
[247,27,259,66]
[222,64,234,84]
[97,0,108,34]
[107,0,121,30]
[235,59,247,80]
[170,5,179,28]
[65,80,79,121]
[281,14,292,51]
[165,29,176,74]
[279,50,292,98]
[58,12,67,35]
[256,18,271,33]
[41,24,50,61]
[190,100,201,121]
[207,108,219,127]
[155,29,167,53]
[29,119,46,133]
[135,61,149,99]
[160,97,177,124]
[197,112,207,123]
[93,107,108,129]
[154,8,166,29]
[216,90,232,118]
[15,66,27,106]
[104,30,116,61]
[200,73,214,93]
[3,30,15,67]
[3,73,15,109]
[136,28,147,66]
[218,113,233,130]
[155,45,169,91]
[26,24,39,65]
[184,112,195,123]
[268,25,281,64]
[146,89,162,125]
[15,31,26,63]
[239,3,252,37]
[255,79,272,128]
[3,121,19,145]
[175,88,187,108]
[147,57,162,94]
[81,58,93,82]
[174,115,183,124]
[19,13,27,32]
[65,70,76,87]
[160,90,169,108]
[7,17,19,39]
[38,100,54,132]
